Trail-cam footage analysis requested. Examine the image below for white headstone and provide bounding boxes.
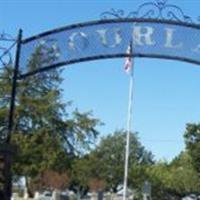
[23,187,29,199]
[34,191,40,199]
[52,189,60,200]
[11,193,19,200]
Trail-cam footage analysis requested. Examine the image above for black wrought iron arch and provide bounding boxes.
[18,18,200,79]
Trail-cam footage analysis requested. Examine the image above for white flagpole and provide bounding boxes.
[123,43,134,200]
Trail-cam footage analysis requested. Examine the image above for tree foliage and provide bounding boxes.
[184,123,200,174]
[146,152,200,200]
[87,130,154,192]
[0,41,101,195]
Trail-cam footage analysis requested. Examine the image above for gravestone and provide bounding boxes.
[52,190,61,200]
[97,191,104,200]
[142,181,151,200]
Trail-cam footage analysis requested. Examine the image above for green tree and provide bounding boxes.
[70,156,92,198]
[146,162,172,200]
[88,130,154,192]
[67,130,153,196]
[184,123,200,174]
[0,41,101,196]
[170,152,200,196]
[146,152,200,200]
[70,153,106,197]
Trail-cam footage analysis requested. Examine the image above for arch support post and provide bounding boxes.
[4,29,22,200]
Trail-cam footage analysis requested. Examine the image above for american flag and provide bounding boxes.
[124,43,133,73]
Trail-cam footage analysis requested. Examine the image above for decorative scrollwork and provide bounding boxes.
[0,31,16,69]
[0,46,13,68]
[0,31,16,42]
[100,8,127,19]
[100,0,195,24]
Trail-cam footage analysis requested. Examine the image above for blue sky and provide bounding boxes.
[1,0,200,161]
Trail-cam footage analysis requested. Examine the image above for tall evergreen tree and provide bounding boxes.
[0,41,101,195]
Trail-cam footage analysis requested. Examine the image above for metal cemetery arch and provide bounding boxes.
[18,19,200,78]
[2,0,200,199]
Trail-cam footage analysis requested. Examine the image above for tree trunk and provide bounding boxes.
[25,176,33,198]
